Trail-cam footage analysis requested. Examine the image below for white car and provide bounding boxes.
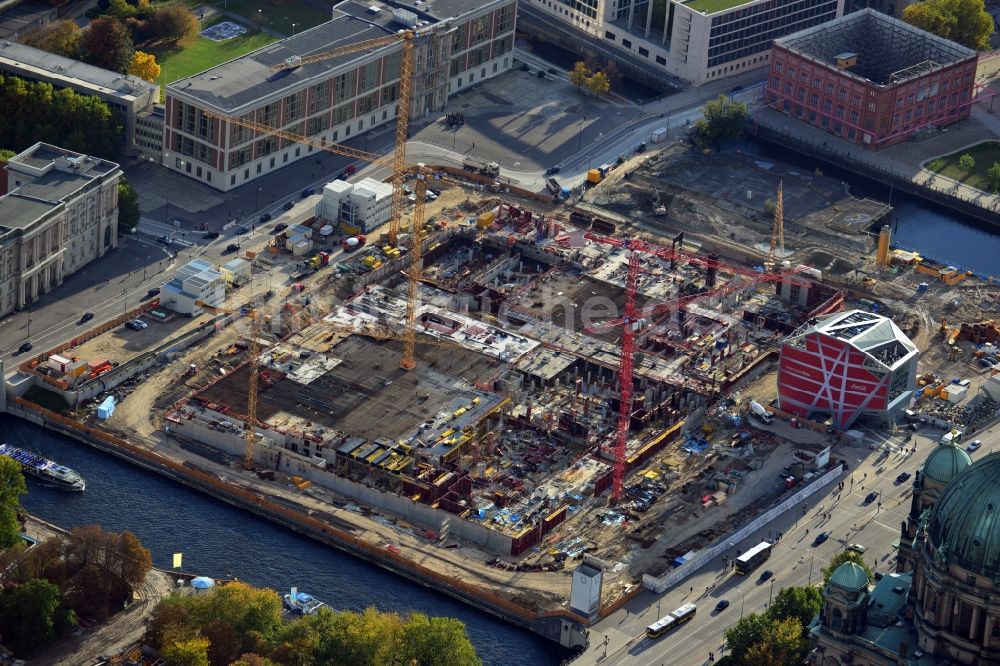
[847,543,867,554]
[967,440,983,453]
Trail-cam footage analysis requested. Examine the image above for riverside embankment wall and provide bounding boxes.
[4,398,589,649]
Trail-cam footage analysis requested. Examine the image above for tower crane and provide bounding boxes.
[207,30,416,246]
[583,234,811,502]
[765,181,785,272]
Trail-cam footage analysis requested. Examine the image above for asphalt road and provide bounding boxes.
[0,199,321,367]
[576,423,1000,666]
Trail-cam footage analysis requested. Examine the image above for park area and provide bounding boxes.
[153,16,273,90]
[213,0,328,37]
[926,140,1000,192]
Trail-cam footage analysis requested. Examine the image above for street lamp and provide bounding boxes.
[255,186,263,213]
[577,117,586,150]
[291,22,298,35]
[737,587,746,619]
[257,8,263,28]
[768,579,775,606]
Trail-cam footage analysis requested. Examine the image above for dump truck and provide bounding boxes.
[545,177,561,195]
[342,235,366,251]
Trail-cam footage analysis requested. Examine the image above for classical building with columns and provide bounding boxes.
[0,143,121,317]
[522,0,844,85]
[811,450,1000,665]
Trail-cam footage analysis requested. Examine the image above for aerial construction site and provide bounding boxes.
[8,27,1000,649]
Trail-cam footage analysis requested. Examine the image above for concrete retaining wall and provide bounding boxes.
[642,464,845,593]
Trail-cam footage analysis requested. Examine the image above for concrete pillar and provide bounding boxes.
[662,3,670,46]
[628,0,635,30]
[984,615,993,648]
[970,605,979,641]
[645,0,654,38]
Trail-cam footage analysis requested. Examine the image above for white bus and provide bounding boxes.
[645,602,697,639]
[735,541,773,575]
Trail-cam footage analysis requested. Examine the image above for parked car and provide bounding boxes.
[864,492,878,504]
[273,223,288,233]
[967,440,983,453]
[226,243,240,253]
[79,312,94,324]
[301,187,315,197]
[157,234,173,245]
[236,225,251,234]
[813,531,831,546]
[146,287,160,298]
[257,213,272,224]
[847,543,867,554]
[715,599,730,612]
[758,570,773,583]
[203,231,220,240]
[895,471,912,483]
[283,201,295,211]
[18,342,33,354]
[545,166,561,175]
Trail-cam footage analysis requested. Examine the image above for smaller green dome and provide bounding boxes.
[923,442,972,484]
[829,562,869,591]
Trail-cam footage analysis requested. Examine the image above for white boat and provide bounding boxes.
[0,443,85,491]
[283,588,325,615]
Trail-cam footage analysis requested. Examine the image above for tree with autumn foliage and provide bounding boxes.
[80,18,134,74]
[129,50,160,81]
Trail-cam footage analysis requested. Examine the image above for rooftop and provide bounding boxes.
[790,309,918,370]
[776,8,976,86]
[167,0,488,112]
[0,40,158,100]
[0,143,120,234]
[681,0,754,15]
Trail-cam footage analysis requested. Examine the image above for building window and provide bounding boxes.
[622,39,632,49]
[656,55,666,65]
[256,164,261,174]
[231,175,237,185]
[638,47,649,57]
[244,168,249,179]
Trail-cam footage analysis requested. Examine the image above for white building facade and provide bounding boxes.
[317,177,393,234]
[161,259,225,316]
[0,143,120,317]
[523,0,844,85]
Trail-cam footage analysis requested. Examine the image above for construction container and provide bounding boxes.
[477,211,495,228]
[586,169,602,184]
[650,127,668,143]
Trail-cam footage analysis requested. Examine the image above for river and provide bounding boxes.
[746,139,1000,277]
[7,416,569,666]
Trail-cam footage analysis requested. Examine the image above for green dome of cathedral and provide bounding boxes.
[927,452,1000,578]
[922,442,971,484]
[828,561,869,591]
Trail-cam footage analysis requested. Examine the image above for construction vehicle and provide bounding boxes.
[545,177,561,195]
[749,401,774,424]
[342,235,366,251]
[462,157,500,177]
[652,190,667,216]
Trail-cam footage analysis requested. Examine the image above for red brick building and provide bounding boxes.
[765,8,978,149]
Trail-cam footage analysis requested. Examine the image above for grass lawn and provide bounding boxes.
[152,19,275,90]
[214,0,328,37]
[926,141,1000,191]
[683,0,748,14]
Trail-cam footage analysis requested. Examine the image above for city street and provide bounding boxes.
[575,424,1000,666]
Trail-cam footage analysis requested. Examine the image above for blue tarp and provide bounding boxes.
[96,396,116,420]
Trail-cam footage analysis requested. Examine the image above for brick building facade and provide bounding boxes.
[765,9,978,149]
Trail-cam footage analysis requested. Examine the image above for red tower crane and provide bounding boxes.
[584,233,811,501]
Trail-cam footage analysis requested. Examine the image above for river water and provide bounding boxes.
[746,140,1000,277]
[7,416,568,666]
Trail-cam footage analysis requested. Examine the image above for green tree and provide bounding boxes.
[569,61,590,90]
[902,0,994,50]
[118,179,140,233]
[694,94,748,148]
[396,612,481,666]
[958,153,976,170]
[587,71,611,98]
[0,578,76,656]
[161,635,210,666]
[987,161,1000,192]
[22,20,82,57]
[723,612,771,663]
[766,585,823,631]
[147,5,199,44]
[822,550,873,585]
[0,455,27,549]
[0,148,14,161]
[743,616,808,666]
[80,18,134,74]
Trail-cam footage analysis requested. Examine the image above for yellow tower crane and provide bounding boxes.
[209,30,415,245]
[765,180,785,272]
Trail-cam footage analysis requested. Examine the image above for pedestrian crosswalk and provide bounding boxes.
[137,217,194,248]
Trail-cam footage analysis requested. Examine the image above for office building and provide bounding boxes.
[318,177,393,234]
[0,143,121,317]
[0,41,159,156]
[164,0,516,191]
[522,0,844,85]
[765,9,978,149]
[161,259,225,316]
